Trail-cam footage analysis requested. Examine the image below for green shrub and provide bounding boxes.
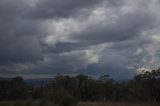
[53,91,78,106]
[24,101,32,106]
[13,102,23,106]
[13,101,32,106]
[59,94,78,106]
[39,99,51,106]
[40,89,78,106]
[0,102,11,106]
[40,88,55,106]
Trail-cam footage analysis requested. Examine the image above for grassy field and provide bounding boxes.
[78,102,159,106]
[0,101,159,106]
[0,101,39,106]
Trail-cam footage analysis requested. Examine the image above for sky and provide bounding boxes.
[0,0,160,79]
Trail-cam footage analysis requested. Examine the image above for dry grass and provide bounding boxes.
[78,102,159,106]
[0,101,159,106]
[0,101,39,106]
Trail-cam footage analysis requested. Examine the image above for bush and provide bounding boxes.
[59,94,78,106]
[40,88,55,106]
[40,90,78,106]
[39,99,55,106]
[13,101,32,106]
[0,102,11,106]
[53,91,78,106]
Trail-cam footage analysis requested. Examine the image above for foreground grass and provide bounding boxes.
[0,101,39,106]
[78,102,159,106]
[0,101,159,106]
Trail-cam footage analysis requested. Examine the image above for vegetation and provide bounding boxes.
[0,101,159,106]
[1,68,160,105]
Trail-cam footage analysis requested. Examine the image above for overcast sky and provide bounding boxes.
[0,0,160,79]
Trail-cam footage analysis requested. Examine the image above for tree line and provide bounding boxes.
[1,68,160,105]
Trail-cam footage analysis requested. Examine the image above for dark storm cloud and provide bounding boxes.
[42,42,95,54]
[43,42,84,53]
[72,10,155,44]
[28,0,102,19]
[22,50,99,75]
[106,0,125,7]
[44,2,155,54]
[0,36,43,64]
[0,0,160,79]
[0,0,43,64]
[0,0,102,73]
[110,36,152,51]
[0,0,27,19]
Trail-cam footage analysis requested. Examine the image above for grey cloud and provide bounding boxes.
[110,36,152,51]
[79,49,136,79]
[24,50,99,74]
[0,0,31,21]
[0,36,43,64]
[43,5,155,54]
[45,7,155,54]
[102,0,126,8]
[72,10,155,44]
[43,42,91,54]
[27,0,102,19]
[0,0,43,64]
[0,0,160,79]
